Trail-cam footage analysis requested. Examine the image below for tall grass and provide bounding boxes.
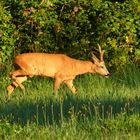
[0,65,140,139]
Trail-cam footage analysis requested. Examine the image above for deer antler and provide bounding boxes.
[91,52,99,63]
[98,44,104,62]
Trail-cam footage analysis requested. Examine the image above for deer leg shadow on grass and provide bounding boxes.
[0,93,140,126]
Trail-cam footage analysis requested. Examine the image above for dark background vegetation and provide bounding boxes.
[0,0,140,70]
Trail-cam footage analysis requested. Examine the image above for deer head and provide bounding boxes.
[91,44,110,77]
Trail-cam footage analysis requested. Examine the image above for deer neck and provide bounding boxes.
[75,61,94,75]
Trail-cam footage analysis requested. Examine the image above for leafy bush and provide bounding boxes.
[89,0,140,69]
[0,0,140,69]
[0,2,16,64]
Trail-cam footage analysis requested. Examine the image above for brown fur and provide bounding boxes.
[7,52,110,96]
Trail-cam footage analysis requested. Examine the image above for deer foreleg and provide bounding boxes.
[64,80,78,95]
[54,78,63,93]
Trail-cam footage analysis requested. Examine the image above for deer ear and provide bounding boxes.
[91,52,99,63]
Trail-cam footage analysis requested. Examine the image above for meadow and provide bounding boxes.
[0,65,140,140]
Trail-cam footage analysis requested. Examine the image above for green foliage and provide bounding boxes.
[0,0,140,69]
[89,0,140,69]
[0,3,16,63]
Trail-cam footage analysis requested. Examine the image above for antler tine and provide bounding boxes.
[91,51,99,63]
[98,44,102,54]
[98,44,104,61]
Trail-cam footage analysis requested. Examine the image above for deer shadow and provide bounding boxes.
[0,92,140,126]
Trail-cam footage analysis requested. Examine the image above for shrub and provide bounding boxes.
[1,0,140,70]
[89,0,140,69]
[0,2,16,64]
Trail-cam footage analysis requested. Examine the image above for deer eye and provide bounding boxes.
[100,66,104,68]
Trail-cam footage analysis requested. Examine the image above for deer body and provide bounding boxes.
[14,53,93,78]
[7,45,110,96]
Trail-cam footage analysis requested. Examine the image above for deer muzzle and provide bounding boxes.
[105,73,111,78]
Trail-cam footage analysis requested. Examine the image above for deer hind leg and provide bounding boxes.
[64,79,78,95]
[7,76,27,96]
[7,69,28,96]
[11,69,27,79]
[11,69,27,88]
[15,76,27,93]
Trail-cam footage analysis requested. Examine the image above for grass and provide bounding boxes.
[0,65,140,139]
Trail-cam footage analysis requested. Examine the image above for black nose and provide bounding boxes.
[107,73,111,77]
[105,73,111,77]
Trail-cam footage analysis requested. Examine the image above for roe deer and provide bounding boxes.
[6,45,110,96]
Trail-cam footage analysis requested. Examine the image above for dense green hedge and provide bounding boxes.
[0,3,16,63]
[0,0,140,70]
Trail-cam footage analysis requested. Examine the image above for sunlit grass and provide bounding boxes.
[0,66,140,139]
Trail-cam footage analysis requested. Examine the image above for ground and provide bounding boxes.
[0,66,140,139]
